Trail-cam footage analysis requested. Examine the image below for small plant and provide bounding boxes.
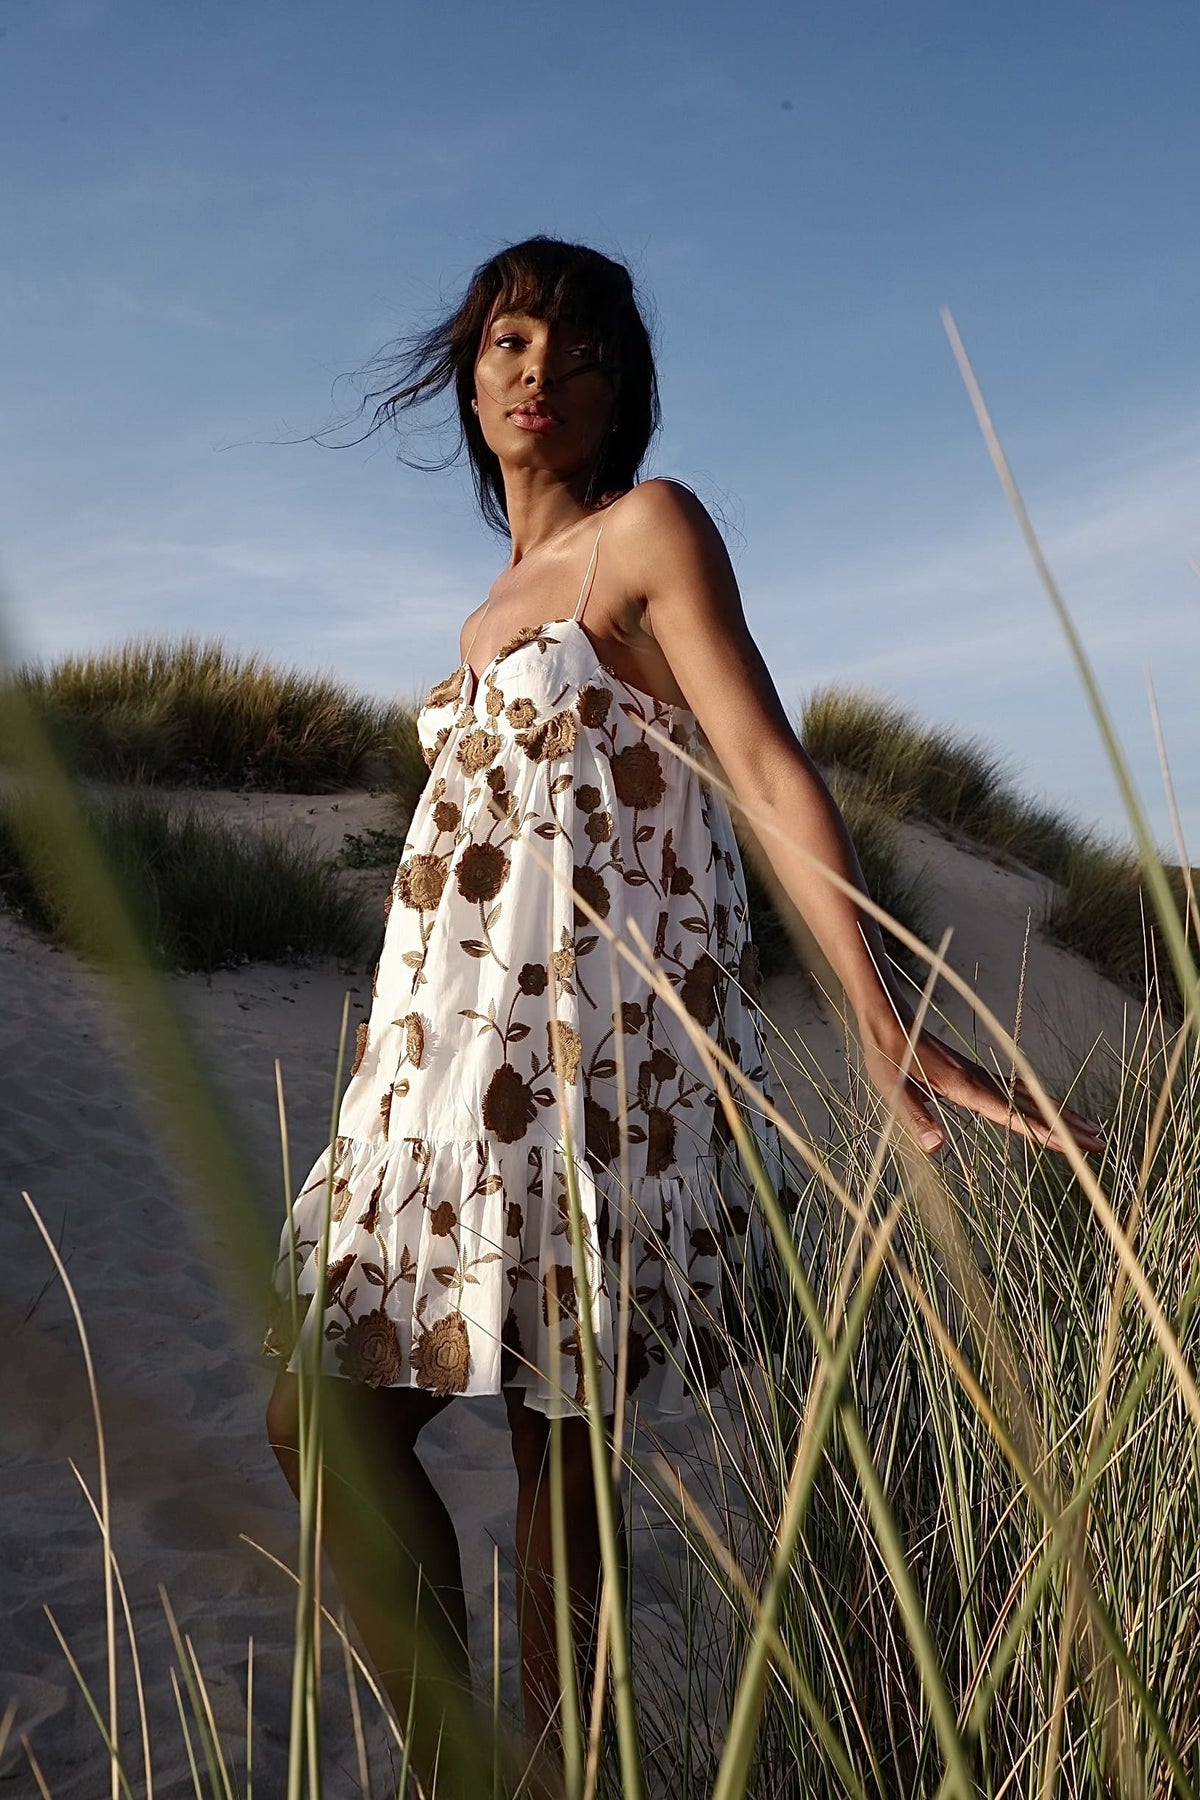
[0,786,374,971]
[10,636,404,791]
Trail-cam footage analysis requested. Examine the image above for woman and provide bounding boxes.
[264,236,1103,1789]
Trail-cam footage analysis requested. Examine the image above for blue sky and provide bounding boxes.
[2,0,1197,852]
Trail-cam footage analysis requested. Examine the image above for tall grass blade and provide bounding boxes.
[941,307,1200,1031]
[21,1191,121,1800]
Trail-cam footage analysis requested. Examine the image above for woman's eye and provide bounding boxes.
[494,333,524,349]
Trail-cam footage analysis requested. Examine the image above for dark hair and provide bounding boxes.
[353,236,660,535]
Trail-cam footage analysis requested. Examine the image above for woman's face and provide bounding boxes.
[473,307,614,485]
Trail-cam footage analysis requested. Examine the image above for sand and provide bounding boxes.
[0,788,1136,1795]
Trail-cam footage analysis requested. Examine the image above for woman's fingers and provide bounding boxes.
[917,1062,1106,1155]
[865,1024,1106,1158]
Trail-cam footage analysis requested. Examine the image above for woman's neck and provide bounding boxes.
[500,468,593,564]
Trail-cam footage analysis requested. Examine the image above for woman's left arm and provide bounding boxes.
[614,479,1104,1159]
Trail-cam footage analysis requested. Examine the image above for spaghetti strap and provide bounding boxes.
[572,524,604,624]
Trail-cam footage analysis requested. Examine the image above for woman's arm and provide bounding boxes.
[608,479,1104,1158]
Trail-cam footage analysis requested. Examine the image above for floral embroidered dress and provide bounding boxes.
[264,524,783,1418]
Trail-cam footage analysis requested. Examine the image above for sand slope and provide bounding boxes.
[0,792,1135,1794]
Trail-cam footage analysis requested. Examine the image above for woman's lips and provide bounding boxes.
[508,408,562,433]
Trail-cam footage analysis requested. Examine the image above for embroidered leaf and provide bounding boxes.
[482,1174,504,1194]
[432,1265,461,1288]
[550,773,573,794]
[458,1008,489,1021]
[591,1058,617,1080]
[460,940,490,957]
[681,916,707,933]
[635,824,655,843]
[402,950,425,968]
[508,1021,530,1041]
[360,1262,386,1286]
[576,935,599,954]
[622,869,650,886]
[483,905,501,931]
[473,1251,503,1264]
[534,822,558,839]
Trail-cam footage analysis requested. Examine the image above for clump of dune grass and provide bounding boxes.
[10,636,406,791]
[0,787,373,971]
[740,767,932,986]
[801,684,1012,842]
[1044,835,1197,1014]
[801,682,1197,1012]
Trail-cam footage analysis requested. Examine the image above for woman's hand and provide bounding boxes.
[606,480,1108,1164]
[857,999,1107,1158]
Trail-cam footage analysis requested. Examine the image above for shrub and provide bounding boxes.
[10,637,398,791]
[1045,837,1196,1015]
[0,786,374,971]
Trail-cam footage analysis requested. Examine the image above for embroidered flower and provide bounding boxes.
[325,1253,356,1306]
[610,741,665,809]
[482,1062,539,1143]
[576,684,613,728]
[396,853,447,911]
[455,841,510,903]
[585,809,613,843]
[518,961,548,995]
[575,783,601,812]
[518,709,578,762]
[542,1261,578,1326]
[506,697,537,729]
[585,1099,622,1167]
[550,947,575,986]
[433,799,461,833]
[646,1106,677,1175]
[689,1226,720,1260]
[422,726,450,768]
[624,1327,650,1394]
[336,1307,404,1387]
[738,939,763,1000]
[429,1199,458,1236]
[457,728,501,775]
[350,1020,369,1076]
[546,1018,582,1086]
[423,666,465,710]
[680,953,721,1026]
[413,1313,472,1395]
[572,863,610,922]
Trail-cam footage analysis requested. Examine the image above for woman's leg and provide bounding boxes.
[504,1386,628,1745]
[265,1369,474,1791]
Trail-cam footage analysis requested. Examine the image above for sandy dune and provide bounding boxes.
[0,790,1135,1794]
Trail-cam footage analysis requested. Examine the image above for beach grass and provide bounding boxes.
[9,636,405,791]
[0,785,374,971]
[800,682,1196,1010]
[6,329,1200,1795]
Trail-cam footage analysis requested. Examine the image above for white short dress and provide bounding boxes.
[264,523,784,1417]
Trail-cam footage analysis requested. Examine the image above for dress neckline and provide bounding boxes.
[432,615,695,721]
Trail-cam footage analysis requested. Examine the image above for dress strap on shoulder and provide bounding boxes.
[571,523,605,624]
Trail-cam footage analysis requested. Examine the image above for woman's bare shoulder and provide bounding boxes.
[604,476,714,535]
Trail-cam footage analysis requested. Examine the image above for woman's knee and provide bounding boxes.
[265,1372,302,1482]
